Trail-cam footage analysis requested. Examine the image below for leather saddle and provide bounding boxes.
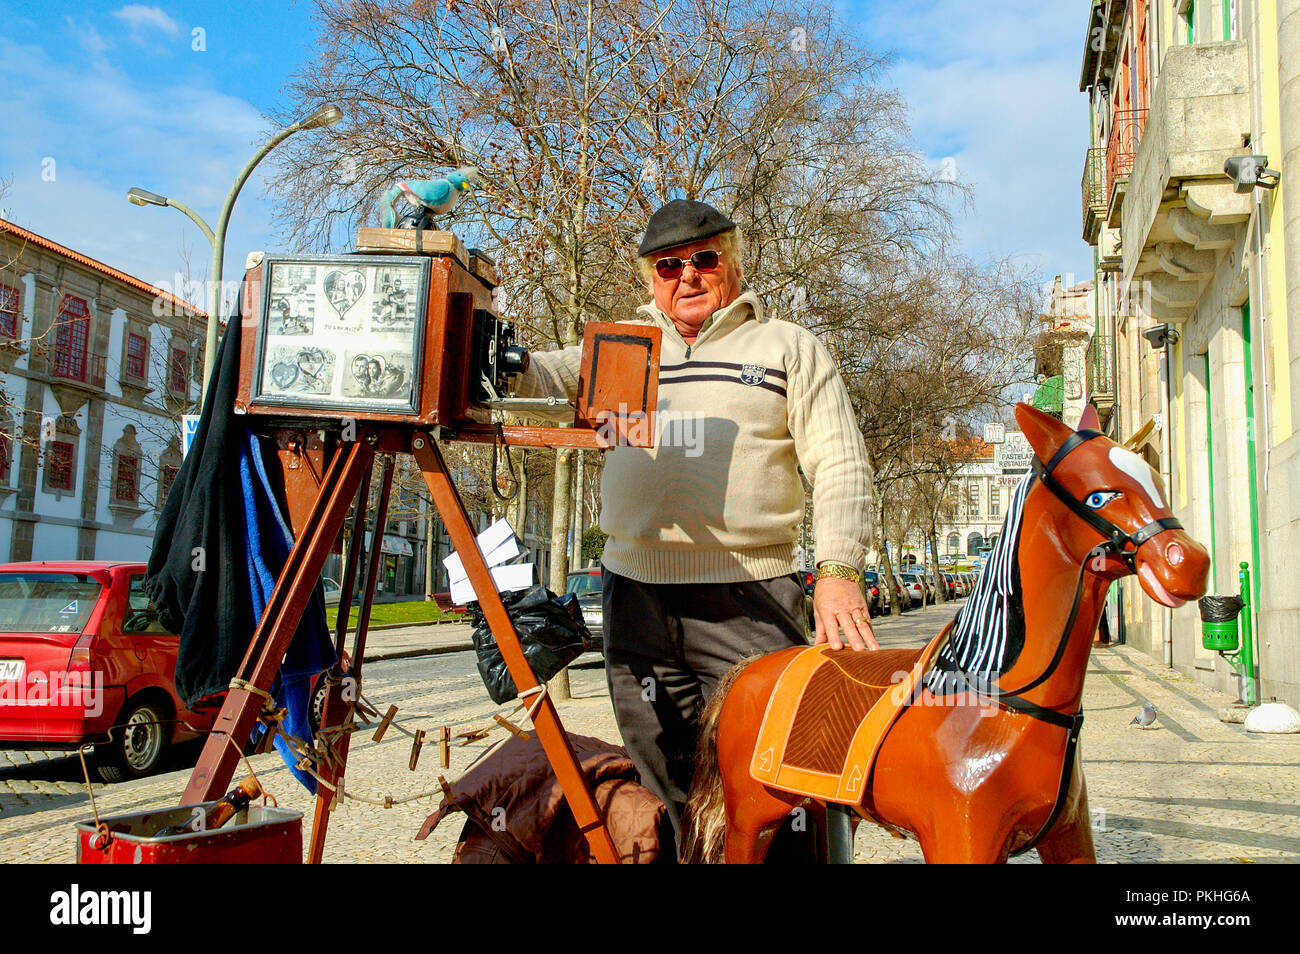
[750,626,951,805]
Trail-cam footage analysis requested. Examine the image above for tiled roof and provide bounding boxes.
[949,436,995,460]
[0,218,205,319]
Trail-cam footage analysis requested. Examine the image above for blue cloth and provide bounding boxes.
[240,430,335,792]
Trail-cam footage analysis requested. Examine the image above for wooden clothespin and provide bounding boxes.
[409,729,426,770]
[493,714,530,740]
[372,705,399,742]
[354,700,379,722]
[455,727,491,746]
[439,726,451,769]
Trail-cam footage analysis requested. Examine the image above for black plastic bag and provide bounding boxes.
[468,584,592,704]
[1198,595,1244,622]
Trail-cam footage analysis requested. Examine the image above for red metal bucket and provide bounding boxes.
[76,803,302,864]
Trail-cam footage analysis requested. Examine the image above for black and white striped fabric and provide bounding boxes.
[924,472,1035,696]
[658,360,789,398]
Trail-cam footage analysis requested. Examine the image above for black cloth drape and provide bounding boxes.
[144,314,256,707]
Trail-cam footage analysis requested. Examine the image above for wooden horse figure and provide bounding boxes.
[681,404,1210,864]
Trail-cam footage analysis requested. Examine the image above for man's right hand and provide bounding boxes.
[812,576,879,651]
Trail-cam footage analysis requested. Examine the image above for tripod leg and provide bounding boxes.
[412,434,620,864]
[307,458,394,863]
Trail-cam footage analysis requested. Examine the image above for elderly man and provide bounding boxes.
[515,199,876,849]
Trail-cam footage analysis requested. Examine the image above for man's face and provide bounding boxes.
[650,236,741,331]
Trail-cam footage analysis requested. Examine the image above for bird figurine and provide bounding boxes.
[381,167,479,229]
[1130,701,1158,728]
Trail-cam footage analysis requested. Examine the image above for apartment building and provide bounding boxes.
[1032,276,1108,430]
[1079,0,1299,705]
[928,435,1033,564]
[0,218,204,562]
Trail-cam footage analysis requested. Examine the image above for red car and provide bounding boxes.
[0,561,214,782]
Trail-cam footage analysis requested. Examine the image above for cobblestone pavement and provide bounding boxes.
[1,600,1296,863]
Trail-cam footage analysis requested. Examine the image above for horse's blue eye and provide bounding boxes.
[1086,491,1118,509]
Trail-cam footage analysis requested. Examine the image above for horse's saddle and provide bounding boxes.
[750,627,951,805]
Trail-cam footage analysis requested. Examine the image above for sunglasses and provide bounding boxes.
[653,249,721,280]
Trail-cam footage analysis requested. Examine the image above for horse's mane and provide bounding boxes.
[923,471,1034,695]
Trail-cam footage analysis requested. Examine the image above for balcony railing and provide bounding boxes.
[49,349,107,389]
[1105,108,1147,203]
[1086,334,1114,403]
[1081,146,1107,243]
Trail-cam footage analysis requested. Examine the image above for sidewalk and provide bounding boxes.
[361,620,475,661]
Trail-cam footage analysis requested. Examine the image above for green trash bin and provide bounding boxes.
[1199,595,1244,652]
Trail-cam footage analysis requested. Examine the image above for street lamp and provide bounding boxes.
[127,103,344,405]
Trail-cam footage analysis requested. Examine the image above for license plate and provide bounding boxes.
[0,659,24,682]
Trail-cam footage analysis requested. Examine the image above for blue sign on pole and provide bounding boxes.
[181,414,201,458]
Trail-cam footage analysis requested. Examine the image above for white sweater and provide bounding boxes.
[516,289,874,584]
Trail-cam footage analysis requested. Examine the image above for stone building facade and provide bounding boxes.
[0,218,204,563]
[1080,0,1300,705]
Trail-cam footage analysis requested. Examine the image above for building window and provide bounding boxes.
[0,283,20,338]
[114,455,139,503]
[169,346,188,394]
[0,428,11,482]
[967,532,985,557]
[967,481,980,518]
[990,484,1000,519]
[125,332,148,381]
[52,295,91,381]
[46,440,75,492]
[160,463,180,502]
[947,532,960,554]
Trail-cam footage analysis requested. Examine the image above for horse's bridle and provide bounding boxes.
[921,429,1183,856]
[1031,429,1183,572]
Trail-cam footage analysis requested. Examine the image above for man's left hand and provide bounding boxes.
[812,577,879,651]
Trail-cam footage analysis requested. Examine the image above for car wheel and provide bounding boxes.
[97,698,168,783]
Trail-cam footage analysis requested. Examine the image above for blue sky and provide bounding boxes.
[0,0,1096,305]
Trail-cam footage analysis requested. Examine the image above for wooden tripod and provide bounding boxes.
[180,423,620,864]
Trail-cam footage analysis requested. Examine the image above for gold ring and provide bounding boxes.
[854,616,870,623]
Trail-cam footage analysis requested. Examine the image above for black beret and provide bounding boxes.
[637,199,737,257]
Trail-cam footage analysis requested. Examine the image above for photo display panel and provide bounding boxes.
[252,254,430,415]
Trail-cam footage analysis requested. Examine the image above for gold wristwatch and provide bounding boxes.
[814,562,861,584]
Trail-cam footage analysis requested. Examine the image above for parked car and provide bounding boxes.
[321,576,343,606]
[899,572,928,607]
[0,562,216,782]
[565,568,604,652]
[862,571,891,613]
[862,575,882,617]
[868,570,911,611]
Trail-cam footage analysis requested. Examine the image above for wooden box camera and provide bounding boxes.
[235,233,660,438]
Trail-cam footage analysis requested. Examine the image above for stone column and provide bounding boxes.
[1277,0,1300,425]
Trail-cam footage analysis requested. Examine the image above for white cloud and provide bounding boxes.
[67,17,112,61]
[0,29,276,298]
[113,5,181,38]
[859,0,1094,278]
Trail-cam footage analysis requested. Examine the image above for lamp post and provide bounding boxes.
[128,103,343,404]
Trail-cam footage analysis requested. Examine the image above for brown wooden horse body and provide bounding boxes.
[683,405,1210,864]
